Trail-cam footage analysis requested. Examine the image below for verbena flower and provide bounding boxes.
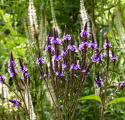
[9,98,20,107]
[119,80,125,89]
[95,72,103,87]
[19,66,28,73]
[21,72,30,79]
[67,44,76,51]
[62,64,67,69]
[8,52,18,77]
[80,29,89,38]
[51,37,62,45]
[0,74,6,83]
[89,33,97,49]
[8,67,18,77]
[63,25,71,41]
[45,36,55,53]
[91,49,103,63]
[74,74,77,77]
[111,55,118,61]
[79,41,89,50]
[80,22,89,38]
[55,71,64,76]
[36,57,44,65]
[71,63,80,70]
[63,34,71,41]
[111,48,118,61]
[82,69,90,74]
[95,78,103,87]
[53,54,61,61]
[104,35,112,49]
[8,60,17,67]
[67,36,76,51]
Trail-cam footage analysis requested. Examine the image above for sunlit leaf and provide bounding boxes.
[78,94,102,104]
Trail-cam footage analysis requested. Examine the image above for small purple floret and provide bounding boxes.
[91,53,103,63]
[19,66,28,73]
[89,41,97,49]
[82,69,90,74]
[104,42,112,49]
[36,57,44,65]
[21,72,30,79]
[53,55,61,61]
[63,34,71,41]
[45,45,55,53]
[80,29,89,38]
[95,78,103,87]
[0,75,6,83]
[62,49,67,55]
[8,67,18,77]
[119,80,125,89]
[71,63,80,70]
[67,45,76,51]
[11,98,20,107]
[55,71,64,76]
[79,42,89,50]
[51,37,62,45]
[111,55,118,61]
[62,64,67,69]
[8,60,17,67]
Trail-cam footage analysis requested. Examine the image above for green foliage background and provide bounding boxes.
[0,0,125,120]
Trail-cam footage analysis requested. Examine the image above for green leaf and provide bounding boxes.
[78,94,102,104]
[106,97,125,106]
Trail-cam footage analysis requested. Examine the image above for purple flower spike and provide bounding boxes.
[68,45,76,51]
[67,36,76,51]
[111,55,118,61]
[89,33,97,49]
[8,67,18,77]
[51,37,62,45]
[10,98,20,107]
[53,55,61,61]
[0,74,6,83]
[21,72,30,79]
[71,63,80,70]
[119,80,125,89]
[104,35,112,49]
[62,49,67,55]
[80,22,89,38]
[79,42,89,50]
[80,29,89,38]
[63,34,71,41]
[8,60,17,67]
[45,45,55,53]
[45,36,55,53]
[82,69,90,74]
[111,48,118,61]
[56,72,59,76]
[36,57,44,65]
[91,49,103,63]
[91,54,103,63]
[95,78,103,87]
[63,25,71,41]
[60,71,64,76]
[95,72,103,87]
[19,66,28,74]
[62,64,67,69]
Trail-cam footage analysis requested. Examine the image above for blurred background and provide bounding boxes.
[0,0,125,119]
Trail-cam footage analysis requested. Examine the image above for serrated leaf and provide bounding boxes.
[106,97,125,106]
[78,94,102,104]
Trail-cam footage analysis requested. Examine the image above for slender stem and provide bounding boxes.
[105,88,119,107]
[44,78,62,120]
